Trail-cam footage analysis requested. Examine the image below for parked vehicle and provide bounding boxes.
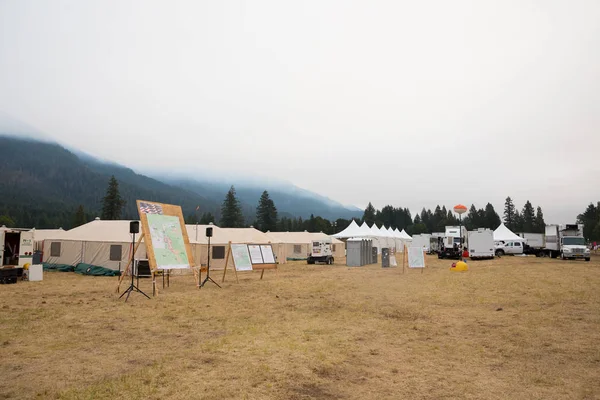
[494,240,524,256]
[307,238,334,265]
[430,233,443,254]
[438,226,467,259]
[411,234,432,254]
[468,229,494,259]
[544,224,590,261]
[517,232,545,256]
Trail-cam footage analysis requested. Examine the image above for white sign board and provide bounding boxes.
[260,245,275,264]
[407,247,425,268]
[231,244,253,271]
[248,245,264,264]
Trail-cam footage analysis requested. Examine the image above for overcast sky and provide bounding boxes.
[1,0,599,224]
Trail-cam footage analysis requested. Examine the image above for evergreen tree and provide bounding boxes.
[255,190,278,232]
[220,186,245,228]
[521,201,535,232]
[577,202,599,240]
[73,205,87,227]
[362,202,376,226]
[533,206,545,233]
[101,176,125,220]
[513,210,524,232]
[503,197,516,230]
[199,212,215,224]
[484,203,501,229]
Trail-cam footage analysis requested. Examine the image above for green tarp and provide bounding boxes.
[43,263,120,276]
[43,263,74,272]
[74,263,120,276]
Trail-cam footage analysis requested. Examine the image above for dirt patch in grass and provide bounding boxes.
[1,255,599,399]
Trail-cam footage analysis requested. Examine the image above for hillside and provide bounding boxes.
[0,136,219,228]
[0,136,361,228]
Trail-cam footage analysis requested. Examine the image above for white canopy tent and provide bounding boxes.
[333,220,364,239]
[493,223,525,243]
[265,231,345,260]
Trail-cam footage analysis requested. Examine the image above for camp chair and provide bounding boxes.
[135,259,169,296]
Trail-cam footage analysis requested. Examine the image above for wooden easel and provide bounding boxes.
[116,232,199,296]
[221,242,239,284]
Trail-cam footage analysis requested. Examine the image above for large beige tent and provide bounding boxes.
[265,231,345,260]
[42,220,285,272]
[42,220,143,272]
[186,224,285,269]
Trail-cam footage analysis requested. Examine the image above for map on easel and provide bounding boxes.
[137,200,194,271]
[407,246,425,268]
[231,244,253,271]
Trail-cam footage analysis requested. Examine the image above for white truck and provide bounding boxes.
[0,228,34,268]
[494,240,525,256]
[467,228,494,259]
[437,226,467,259]
[307,238,334,265]
[544,224,590,261]
[411,234,432,254]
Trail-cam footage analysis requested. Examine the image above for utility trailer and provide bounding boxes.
[411,234,432,254]
[517,232,545,256]
[437,226,467,260]
[467,228,494,259]
[0,228,34,268]
[307,238,334,265]
[544,224,590,261]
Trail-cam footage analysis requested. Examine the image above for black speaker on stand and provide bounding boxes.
[119,221,150,301]
[200,226,221,288]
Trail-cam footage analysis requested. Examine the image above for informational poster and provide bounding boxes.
[248,245,264,264]
[260,245,275,264]
[136,200,193,271]
[231,244,253,271]
[407,246,425,268]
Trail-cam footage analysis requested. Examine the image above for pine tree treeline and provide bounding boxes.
[502,197,546,233]
[577,202,600,242]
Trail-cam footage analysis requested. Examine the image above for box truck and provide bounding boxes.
[544,224,589,261]
[1,228,34,268]
[468,229,494,259]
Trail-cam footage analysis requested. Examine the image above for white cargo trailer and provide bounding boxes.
[0,228,34,268]
[411,234,432,254]
[468,229,494,259]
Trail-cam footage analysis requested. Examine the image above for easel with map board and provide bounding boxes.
[402,245,426,274]
[117,200,197,295]
[222,242,278,282]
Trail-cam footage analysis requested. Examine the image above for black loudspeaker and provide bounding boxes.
[206,227,213,237]
[130,221,139,234]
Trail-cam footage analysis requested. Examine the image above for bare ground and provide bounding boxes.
[1,254,599,399]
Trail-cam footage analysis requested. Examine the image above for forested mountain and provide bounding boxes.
[0,136,361,229]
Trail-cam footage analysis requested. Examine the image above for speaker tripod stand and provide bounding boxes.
[119,228,150,301]
[199,231,221,288]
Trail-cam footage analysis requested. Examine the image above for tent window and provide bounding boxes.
[332,244,336,252]
[109,245,122,261]
[294,245,302,253]
[212,246,225,259]
[50,242,61,257]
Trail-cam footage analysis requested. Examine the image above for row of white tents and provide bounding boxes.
[332,220,412,253]
[29,219,346,272]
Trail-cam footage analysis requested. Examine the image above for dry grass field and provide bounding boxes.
[1,254,600,400]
